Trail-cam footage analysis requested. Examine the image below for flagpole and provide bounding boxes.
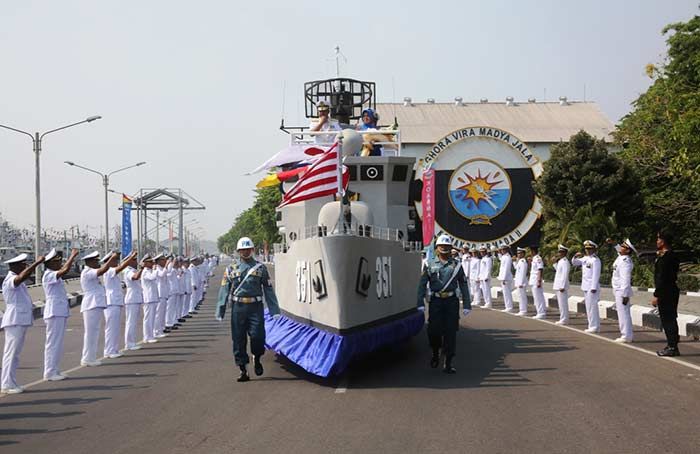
[336,135,344,235]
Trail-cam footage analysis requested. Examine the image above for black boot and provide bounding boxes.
[430,350,440,369]
[237,365,250,382]
[254,356,264,376]
[657,346,680,357]
[443,357,456,374]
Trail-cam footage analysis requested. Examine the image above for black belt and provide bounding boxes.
[232,296,262,303]
[432,291,455,299]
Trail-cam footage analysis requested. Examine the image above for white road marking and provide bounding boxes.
[334,376,349,394]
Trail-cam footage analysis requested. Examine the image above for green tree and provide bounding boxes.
[217,187,282,254]
[615,13,700,252]
[534,130,644,259]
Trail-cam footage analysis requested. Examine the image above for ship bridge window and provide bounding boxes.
[392,165,408,182]
[276,211,282,221]
[360,164,384,181]
[347,165,357,181]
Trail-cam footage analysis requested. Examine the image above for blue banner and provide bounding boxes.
[121,195,132,257]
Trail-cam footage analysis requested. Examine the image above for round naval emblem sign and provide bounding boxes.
[418,126,545,249]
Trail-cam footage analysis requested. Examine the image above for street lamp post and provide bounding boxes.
[0,115,102,283]
[64,161,146,253]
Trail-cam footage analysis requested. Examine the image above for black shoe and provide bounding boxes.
[657,346,680,357]
[237,366,250,382]
[430,354,439,369]
[184,315,192,319]
[254,357,264,376]
[178,318,186,323]
[163,328,171,333]
[190,311,198,315]
[443,358,456,374]
[170,325,179,330]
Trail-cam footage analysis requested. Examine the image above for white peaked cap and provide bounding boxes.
[45,248,60,262]
[623,238,638,255]
[4,253,28,264]
[82,251,100,261]
[558,244,569,252]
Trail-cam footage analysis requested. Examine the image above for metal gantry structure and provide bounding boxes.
[130,188,206,256]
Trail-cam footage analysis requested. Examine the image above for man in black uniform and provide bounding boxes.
[653,230,681,357]
[417,234,471,374]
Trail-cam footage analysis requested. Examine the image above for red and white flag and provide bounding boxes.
[278,142,348,208]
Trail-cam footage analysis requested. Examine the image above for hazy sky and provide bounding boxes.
[0,0,696,246]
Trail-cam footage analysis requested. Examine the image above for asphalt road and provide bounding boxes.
[1,269,699,454]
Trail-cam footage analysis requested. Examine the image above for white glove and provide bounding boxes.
[462,309,471,317]
[272,314,281,320]
[417,306,425,312]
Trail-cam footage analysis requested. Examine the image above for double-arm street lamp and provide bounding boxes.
[0,115,102,283]
[64,161,146,253]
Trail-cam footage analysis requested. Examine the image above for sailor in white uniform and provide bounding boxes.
[165,256,180,331]
[188,258,200,314]
[497,245,515,312]
[140,254,159,343]
[154,254,170,338]
[103,251,135,358]
[612,239,636,342]
[513,247,529,315]
[181,258,192,320]
[80,251,111,366]
[42,248,79,380]
[1,253,44,394]
[478,246,493,308]
[468,248,481,307]
[529,246,546,319]
[123,253,144,350]
[572,240,602,333]
[552,245,571,325]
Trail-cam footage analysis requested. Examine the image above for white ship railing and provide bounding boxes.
[289,129,402,157]
[273,222,422,254]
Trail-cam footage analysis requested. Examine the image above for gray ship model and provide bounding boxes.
[262,78,424,377]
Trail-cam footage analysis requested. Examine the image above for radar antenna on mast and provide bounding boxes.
[328,45,347,77]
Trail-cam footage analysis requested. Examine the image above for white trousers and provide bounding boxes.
[189,291,198,313]
[2,325,28,390]
[517,286,528,313]
[142,302,158,342]
[556,290,569,323]
[166,295,178,327]
[470,280,481,306]
[125,304,142,348]
[181,293,190,317]
[104,306,123,356]
[44,316,68,378]
[155,298,167,335]
[480,279,492,307]
[82,308,104,363]
[584,290,601,330]
[531,285,546,316]
[615,291,633,340]
[501,281,513,311]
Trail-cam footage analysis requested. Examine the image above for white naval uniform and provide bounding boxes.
[188,264,199,313]
[123,267,143,348]
[468,256,481,306]
[514,258,529,314]
[155,265,169,336]
[181,266,191,318]
[552,257,571,323]
[572,254,601,331]
[103,267,125,356]
[42,270,70,378]
[80,267,107,363]
[497,253,514,312]
[141,267,159,342]
[2,272,33,391]
[529,255,546,317]
[479,254,493,307]
[612,254,634,340]
[165,263,179,327]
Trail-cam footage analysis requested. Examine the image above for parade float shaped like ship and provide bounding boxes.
[258,78,424,377]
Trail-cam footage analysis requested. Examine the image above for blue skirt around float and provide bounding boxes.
[264,310,425,377]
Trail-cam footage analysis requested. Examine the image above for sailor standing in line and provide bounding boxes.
[103,250,135,358]
[42,248,79,380]
[123,253,144,350]
[417,234,471,374]
[180,258,192,320]
[80,251,111,366]
[165,256,180,331]
[217,237,281,382]
[529,246,546,319]
[478,246,493,308]
[140,255,159,343]
[612,239,636,343]
[572,240,601,333]
[468,247,481,307]
[513,247,529,315]
[497,245,515,313]
[176,258,187,324]
[188,258,200,315]
[154,254,170,338]
[1,253,45,394]
[552,245,571,325]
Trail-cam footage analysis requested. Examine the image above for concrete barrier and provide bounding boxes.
[568,296,584,314]
[598,300,616,320]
